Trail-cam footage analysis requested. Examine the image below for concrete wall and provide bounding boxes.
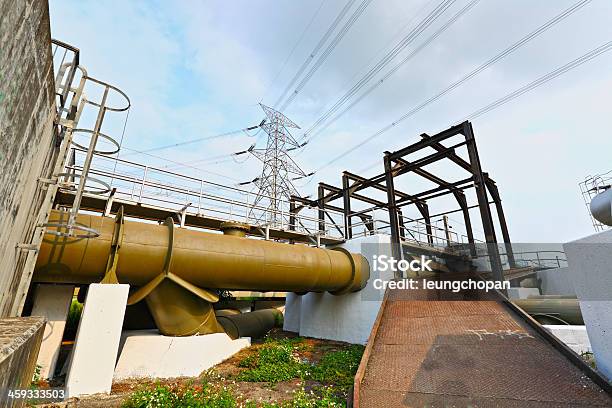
[285,234,392,344]
[0,317,46,408]
[537,267,576,296]
[0,0,58,317]
[564,229,612,380]
[31,284,74,379]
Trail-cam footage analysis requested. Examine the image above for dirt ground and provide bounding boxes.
[35,329,353,408]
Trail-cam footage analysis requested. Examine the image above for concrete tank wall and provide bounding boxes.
[0,0,58,317]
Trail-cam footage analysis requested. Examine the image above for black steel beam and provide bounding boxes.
[384,154,402,266]
[391,141,468,178]
[342,174,352,239]
[319,182,387,207]
[343,171,422,204]
[463,122,504,284]
[388,122,466,160]
[317,184,325,234]
[485,175,516,268]
[395,177,475,206]
[454,190,476,256]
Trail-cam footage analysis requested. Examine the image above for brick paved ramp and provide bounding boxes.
[354,287,612,407]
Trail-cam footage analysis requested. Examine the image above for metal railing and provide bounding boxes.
[503,250,567,270]
[52,39,79,123]
[351,210,484,249]
[42,59,131,238]
[580,170,612,232]
[63,148,346,241]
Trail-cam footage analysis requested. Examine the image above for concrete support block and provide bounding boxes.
[66,284,129,397]
[298,292,376,344]
[507,287,540,299]
[31,284,74,379]
[114,331,250,380]
[283,293,301,333]
[537,267,576,296]
[544,325,592,355]
[291,235,391,344]
[564,229,612,380]
[0,317,46,408]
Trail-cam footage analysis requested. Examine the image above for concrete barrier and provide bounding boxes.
[65,284,129,397]
[0,317,46,408]
[31,284,74,379]
[114,331,250,379]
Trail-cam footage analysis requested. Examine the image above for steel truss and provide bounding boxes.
[290,121,515,282]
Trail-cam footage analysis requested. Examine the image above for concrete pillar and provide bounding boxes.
[283,293,302,333]
[31,284,74,380]
[292,234,391,344]
[564,230,612,380]
[66,284,129,397]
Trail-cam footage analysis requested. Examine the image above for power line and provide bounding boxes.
[314,0,592,171]
[122,125,261,157]
[161,154,238,171]
[273,0,358,107]
[304,0,478,143]
[465,40,612,120]
[351,39,612,176]
[260,0,327,103]
[278,0,374,111]
[120,146,241,182]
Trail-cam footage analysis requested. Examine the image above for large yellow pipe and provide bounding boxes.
[34,210,369,295]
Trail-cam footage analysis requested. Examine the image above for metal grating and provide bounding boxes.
[357,287,612,407]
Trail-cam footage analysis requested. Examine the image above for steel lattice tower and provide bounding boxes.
[248,104,309,226]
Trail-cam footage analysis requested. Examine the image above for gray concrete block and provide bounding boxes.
[66,284,129,397]
[564,229,612,380]
[31,284,74,379]
[0,316,46,408]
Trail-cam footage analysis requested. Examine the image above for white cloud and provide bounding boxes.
[49,0,612,241]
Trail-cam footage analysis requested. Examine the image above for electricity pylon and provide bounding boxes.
[245,104,311,226]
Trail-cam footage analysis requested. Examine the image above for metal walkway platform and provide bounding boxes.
[54,191,343,246]
[354,284,612,407]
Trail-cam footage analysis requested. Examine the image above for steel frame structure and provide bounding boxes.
[247,104,309,226]
[291,121,515,282]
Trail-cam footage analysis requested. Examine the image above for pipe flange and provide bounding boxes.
[220,221,251,237]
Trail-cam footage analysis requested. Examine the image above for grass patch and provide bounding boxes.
[308,345,364,389]
[252,386,345,407]
[122,381,236,408]
[236,340,305,383]
[64,298,83,340]
[122,383,345,408]
[236,337,363,391]
[120,335,363,407]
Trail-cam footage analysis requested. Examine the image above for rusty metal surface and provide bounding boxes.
[358,288,612,407]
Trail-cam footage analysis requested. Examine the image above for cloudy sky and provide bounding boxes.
[49,0,612,243]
